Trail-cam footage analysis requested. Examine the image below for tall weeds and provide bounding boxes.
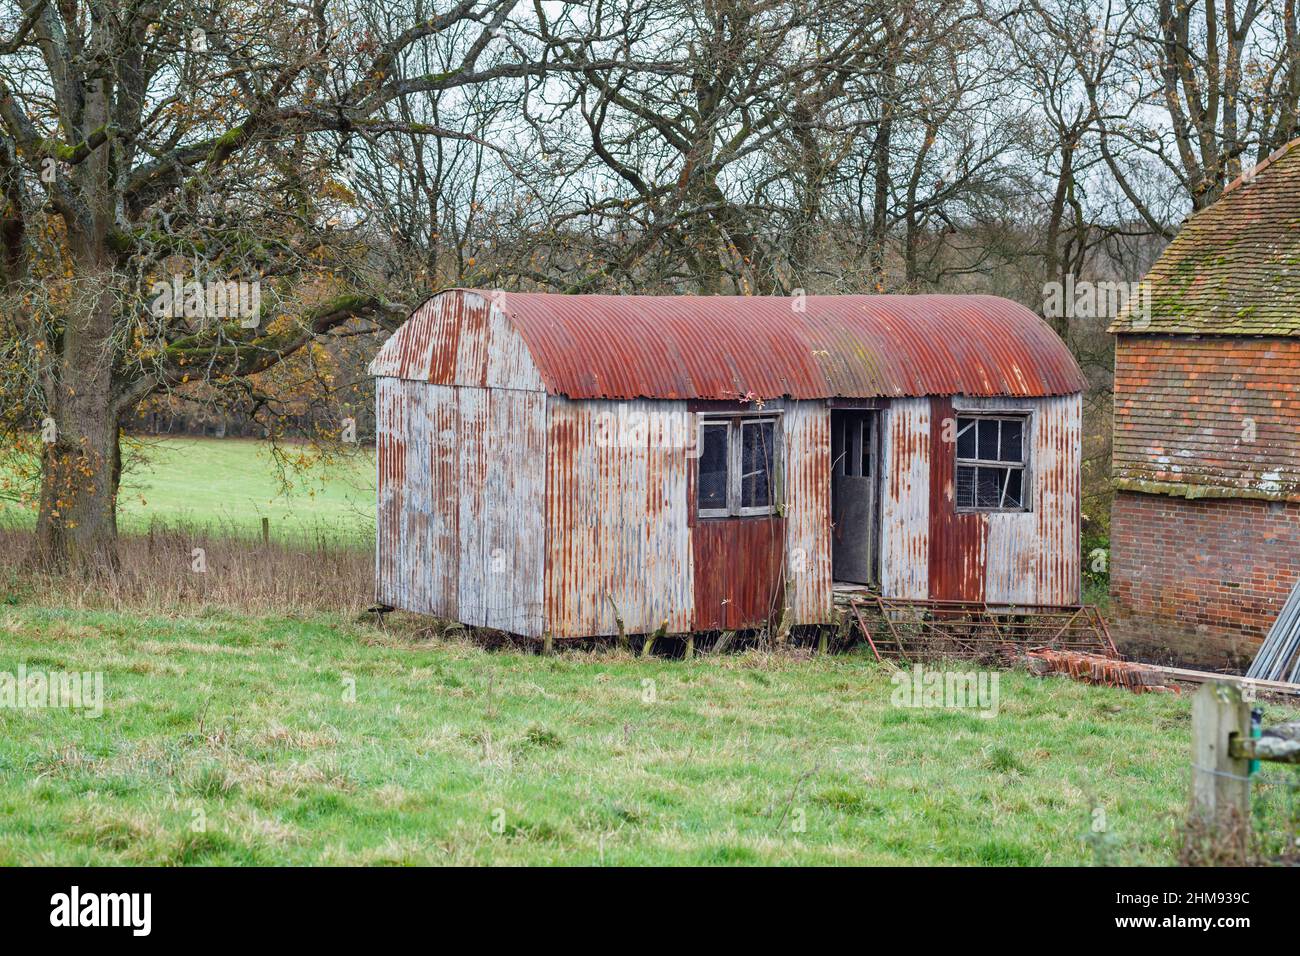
[0,516,372,615]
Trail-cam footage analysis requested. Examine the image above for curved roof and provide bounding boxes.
[372,290,1085,400]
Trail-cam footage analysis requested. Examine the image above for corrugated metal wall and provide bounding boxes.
[879,398,932,599]
[544,397,694,637]
[873,394,1081,606]
[782,402,834,623]
[375,377,546,635]
[541,398,834,637]
[952,395,1081,605]
[378,382,1080,636]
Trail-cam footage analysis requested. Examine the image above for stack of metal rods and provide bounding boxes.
[1246,579,1300,683]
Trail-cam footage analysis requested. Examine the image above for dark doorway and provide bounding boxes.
[831,409,879,585]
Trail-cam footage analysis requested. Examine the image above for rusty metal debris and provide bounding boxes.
[841,593,1118,663]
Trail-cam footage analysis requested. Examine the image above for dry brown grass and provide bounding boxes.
[0,520,372,615]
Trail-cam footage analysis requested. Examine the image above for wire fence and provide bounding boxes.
[1250,768,1300,863]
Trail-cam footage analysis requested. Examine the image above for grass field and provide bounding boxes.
[1,437,375,545]
[1,433,1292,865]
[5,602,1292,865]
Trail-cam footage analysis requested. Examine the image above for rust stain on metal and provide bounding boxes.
[927,398,987,601]
[879,398,930,599]
[376,290,1084,400]
[782,402,833,623]
[690,517,787,631]
[544,398,692,638]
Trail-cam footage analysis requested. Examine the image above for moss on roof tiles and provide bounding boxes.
[1112,140,1300,336]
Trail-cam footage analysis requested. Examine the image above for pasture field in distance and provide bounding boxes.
[1,436,375,546]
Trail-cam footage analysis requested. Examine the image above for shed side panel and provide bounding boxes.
[457,387,490,626]
[783,401,833,623]
[375,378,407,607]
[1034,393,1082,604]
[428,386,461,615]
[482,388,546,635]
[927,396,988,601]
[879,398,931,599]
[953,395,1081,605]
[375,379,460,617]
[544,398,692,637]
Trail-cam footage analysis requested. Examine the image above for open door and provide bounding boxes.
[831,409,879,585]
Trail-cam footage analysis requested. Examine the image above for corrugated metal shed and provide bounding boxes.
[372,290,1085,400]
[373,290,1085,638]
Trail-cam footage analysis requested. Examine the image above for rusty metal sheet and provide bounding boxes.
[481,389,546,635]
[690,516,787,631]
[543,397,693,638]
[782,401,833,623]
[879,398,931,599]
[951,394,1082,605]
[369,290,544,392]
[378,290,1085,400]
[375,378,545,635]
[928,396,988,602]
[497,290,1084,399]
[375,378,407,607]
[1033,394,1082,605]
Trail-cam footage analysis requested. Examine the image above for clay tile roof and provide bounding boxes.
[1111,138,1300,335]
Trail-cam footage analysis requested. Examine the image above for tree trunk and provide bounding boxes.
[869,118,891,290]
[30,278,122,573]
[33,412,122,573]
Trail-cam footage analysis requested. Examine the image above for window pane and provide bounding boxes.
[1000,418,1023,463]
[975,467,1004,508]
[956,464,976,508]
[956,418,976,459]
[977,419,999,461]
[740,420,775,509]
[1002,467,1023,508]
[698,423,729,512]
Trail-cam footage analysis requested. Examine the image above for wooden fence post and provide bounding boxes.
[1190,682,1250,828]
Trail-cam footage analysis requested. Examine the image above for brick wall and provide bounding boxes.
[1113,335,1300,498]
[1109,490,1300,668]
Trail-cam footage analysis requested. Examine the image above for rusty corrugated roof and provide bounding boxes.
[379,290,1086,399]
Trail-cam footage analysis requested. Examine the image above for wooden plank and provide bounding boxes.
[1144,663,1300,696]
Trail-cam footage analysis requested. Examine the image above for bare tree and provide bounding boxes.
[0,0,681,571]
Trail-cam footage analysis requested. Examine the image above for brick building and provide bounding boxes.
[1110,139,1300,668]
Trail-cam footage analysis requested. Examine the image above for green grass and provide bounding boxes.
[2,437,375,544]
[3,604,1286,865]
